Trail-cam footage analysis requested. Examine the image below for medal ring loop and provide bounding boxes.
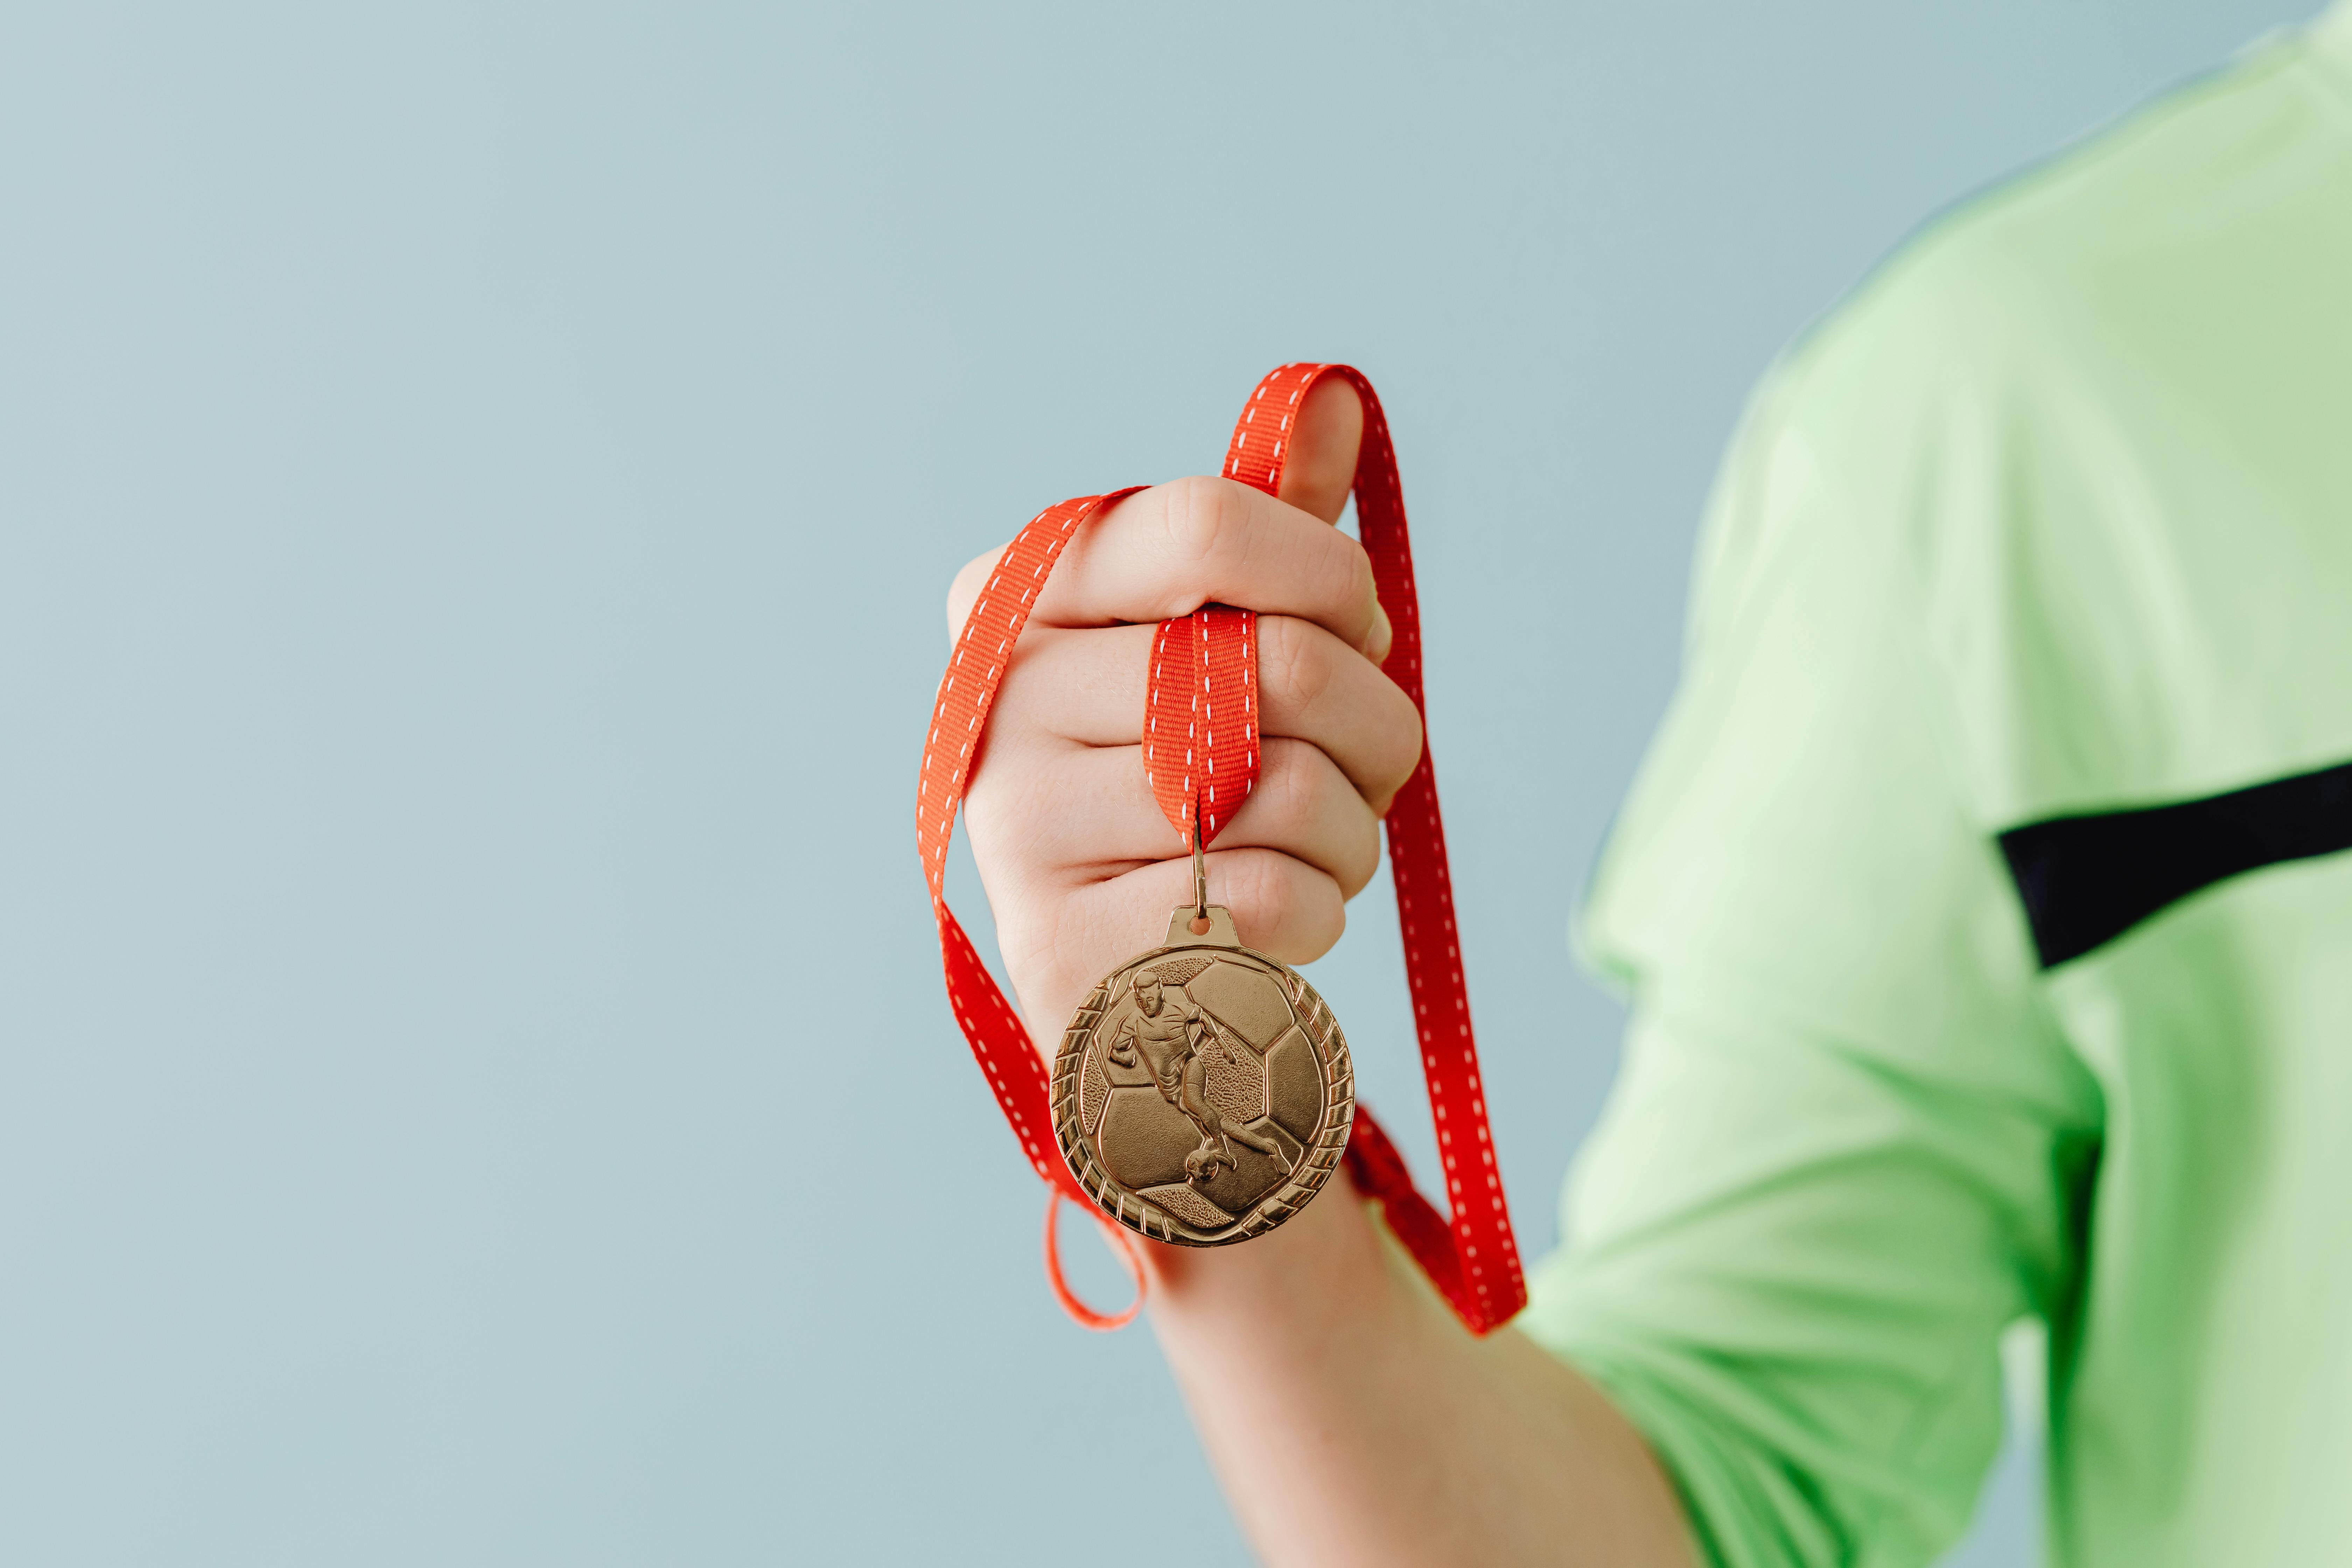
[1189,816,1210,935]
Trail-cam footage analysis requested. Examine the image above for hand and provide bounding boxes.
[946,379,1422,1048]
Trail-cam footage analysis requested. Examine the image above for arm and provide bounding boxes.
[1177,997,1234,1065]
[950,379,1693,1567]
[1148,1172,1693,1567]
[1517,347,2104,1567]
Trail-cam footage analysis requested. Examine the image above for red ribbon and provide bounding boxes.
[1146,601,1259,854]
[916,364,1524,1335]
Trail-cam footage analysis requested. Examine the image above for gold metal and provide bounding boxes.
[1050,904,1356,1247]
[1190,832,1208,927]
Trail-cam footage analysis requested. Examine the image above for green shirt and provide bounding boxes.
[1519,14,2352,1567]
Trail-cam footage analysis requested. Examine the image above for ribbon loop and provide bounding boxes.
[1145,604,1259,852]
[1043,1192,1145,1332]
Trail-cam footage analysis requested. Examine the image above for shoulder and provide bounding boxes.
[1638,27,2352,838]
[1683,28,2352,688]
[1763,29,2341,481]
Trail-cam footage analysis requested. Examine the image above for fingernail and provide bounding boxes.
[1366,602,1393,665]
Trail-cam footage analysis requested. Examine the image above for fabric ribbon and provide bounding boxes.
[916,363,1524,1335]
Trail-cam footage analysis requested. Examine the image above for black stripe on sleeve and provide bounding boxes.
[1997,758,2352,969]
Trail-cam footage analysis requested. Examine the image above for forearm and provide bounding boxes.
[1142,1174,1695,1568]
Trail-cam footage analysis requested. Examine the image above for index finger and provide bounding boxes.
[949,476,1392,663]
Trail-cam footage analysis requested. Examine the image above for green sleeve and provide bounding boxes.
[1519,328,2104,1568]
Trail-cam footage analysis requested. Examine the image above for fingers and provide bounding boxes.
[951,477,1388,662]
[1274,377,1364,526]
[969,736,1384,901]
[1254,614,1421,812]
[946,373,1390,1038]
[993,616,1422,811]
[1014,850,1349,1006]
[1138,848,1345,966]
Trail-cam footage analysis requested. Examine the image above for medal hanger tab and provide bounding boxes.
[1163,904,1240,948]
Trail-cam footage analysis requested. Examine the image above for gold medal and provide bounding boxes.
[1050,840,1356,1246]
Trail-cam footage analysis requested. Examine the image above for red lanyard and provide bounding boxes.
[916,363,1524,1335]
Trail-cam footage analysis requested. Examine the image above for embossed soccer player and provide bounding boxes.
[1108,968,1284,1182]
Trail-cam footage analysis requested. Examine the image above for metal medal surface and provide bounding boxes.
[1051,905,1356,1246]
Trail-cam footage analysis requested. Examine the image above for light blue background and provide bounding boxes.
[0,3,2316,1563]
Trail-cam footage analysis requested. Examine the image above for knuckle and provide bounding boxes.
[1256,738,1321,826]
[1221,849,1344,961]
[1337,535,1377,610]
[1303,528,1375,629]
[1218,849,1292,925]
[1254,742,1378,894]
[1258,616,1335,716]
[1372,681,1426,803]
[1158,475,1251,572]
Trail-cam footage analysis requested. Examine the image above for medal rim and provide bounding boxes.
[1049,929,1356,1248]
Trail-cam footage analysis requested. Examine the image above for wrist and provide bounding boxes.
[1139,1169,1390,1316]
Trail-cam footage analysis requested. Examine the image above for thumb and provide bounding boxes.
[1269,374,1388,662]
[1272,376,1364,526]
